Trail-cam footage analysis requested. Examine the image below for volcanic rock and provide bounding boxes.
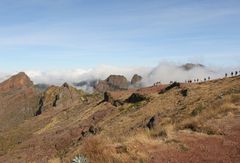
[104,92,114,103]
[106,75,128,89]
[103,91,124,107]
[131,74,142,85]
[159,82,180,94]
[127,93,147,103]
[41,83,84,110]
[95,75,129,92]
[146,114,161,129]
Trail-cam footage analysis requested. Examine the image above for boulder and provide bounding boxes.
[159,82,180,94]
[146,114,161,130]
[127,93,147,103]
[180,89,188,97]
[103,92,114,103]
[103,92,123,107]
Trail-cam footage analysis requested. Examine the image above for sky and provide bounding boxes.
[0,0,240,83]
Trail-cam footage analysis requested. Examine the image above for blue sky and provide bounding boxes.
[0,0,240,71]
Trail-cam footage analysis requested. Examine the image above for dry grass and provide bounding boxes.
[176,94,240,135]
[68,134,153,163]
[1,76,240,162]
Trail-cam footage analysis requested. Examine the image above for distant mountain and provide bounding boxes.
[180,63,205,71]
[94,75,128,92]
[0,72,40,130]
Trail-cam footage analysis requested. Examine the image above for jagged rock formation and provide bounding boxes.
[127,93,148,103]
[40,83,84,111]
[106,75,128,89]
[95,75,128,92]
[0,72,40,130]
[159,82,180,94]
[103,91,124,107]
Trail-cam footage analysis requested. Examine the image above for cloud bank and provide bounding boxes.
[0,62,239,92]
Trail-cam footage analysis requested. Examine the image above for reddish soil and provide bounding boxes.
[150,115,240,163]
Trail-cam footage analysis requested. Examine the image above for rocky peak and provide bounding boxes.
[106,75,128,89]
[131,74,142,85]
[41,83,84,111]
[0,72,33,92]
[95,75,129,92]
[0,72,39,130]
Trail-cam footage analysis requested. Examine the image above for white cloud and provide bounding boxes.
[1,62,238,91]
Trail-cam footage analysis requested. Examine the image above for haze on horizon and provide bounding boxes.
[0,0,240,85]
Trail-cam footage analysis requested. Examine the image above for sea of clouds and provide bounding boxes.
[0,62,239,92]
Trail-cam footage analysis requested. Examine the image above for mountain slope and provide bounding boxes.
[0,72,40,130]
[0,74,239,162]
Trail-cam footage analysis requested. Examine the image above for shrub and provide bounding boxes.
[72,155,88,163]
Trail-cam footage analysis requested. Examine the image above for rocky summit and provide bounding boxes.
[0,72,39,130]
[95,75,129,92]
[131,74,143,85]
[0,72,33,92]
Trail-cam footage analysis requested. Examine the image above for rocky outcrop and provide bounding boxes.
[0,72,40,130]
[103,91,124,107]
[95,75,129,92]
[95,80,110,93]
[146,114,161,129]
[104,92,114,103]
[180,89,188,97]
[127,93,148,103]
[159,82,180,94]
[106,75,128,89]
[131,74,142,85]
[40,83,84,111]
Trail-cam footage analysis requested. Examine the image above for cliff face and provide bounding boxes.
[95,75,129,92]
[0,72,40,130]
[36,83,85,115]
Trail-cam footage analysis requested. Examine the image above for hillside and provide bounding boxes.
[0,74,239,163]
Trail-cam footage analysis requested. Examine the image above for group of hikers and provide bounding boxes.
[186,70,240,84]
[153,70,240,86]
[225,71,239,77]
